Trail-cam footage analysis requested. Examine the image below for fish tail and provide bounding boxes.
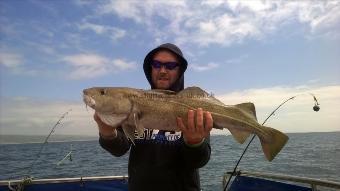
[259,126,289,161]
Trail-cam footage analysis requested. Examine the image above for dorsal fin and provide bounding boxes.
[177,86,210,97]
[235,102,257,121]
[206,96,226,105]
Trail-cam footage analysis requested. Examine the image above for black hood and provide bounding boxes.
[143,43,188,92]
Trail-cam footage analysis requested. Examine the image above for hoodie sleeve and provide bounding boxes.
[180,135,211,169]
[99,127,131,157]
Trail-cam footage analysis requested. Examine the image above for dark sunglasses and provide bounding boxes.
[151,60,179,70]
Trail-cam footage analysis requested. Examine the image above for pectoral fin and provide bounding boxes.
[133,113,144,137]
[122,124,136,146]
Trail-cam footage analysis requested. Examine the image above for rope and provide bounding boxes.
[8,177,32,191]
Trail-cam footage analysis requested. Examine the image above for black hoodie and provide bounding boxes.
[99,43,211,191]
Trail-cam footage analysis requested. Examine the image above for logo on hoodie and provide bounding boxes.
[134,128,182,145]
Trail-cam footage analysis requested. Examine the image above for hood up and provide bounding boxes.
[143,43,188,92]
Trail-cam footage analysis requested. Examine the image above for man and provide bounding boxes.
[94,43,213,191]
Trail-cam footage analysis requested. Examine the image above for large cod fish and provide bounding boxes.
[83,86,288,161]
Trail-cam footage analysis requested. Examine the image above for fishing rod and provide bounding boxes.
[24,109,72,178]
[223,94,320,191]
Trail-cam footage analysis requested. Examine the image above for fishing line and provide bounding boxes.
[54,142,88,182]
[57,144,73,166]
[223,94,320,191]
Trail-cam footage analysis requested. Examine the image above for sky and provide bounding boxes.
[0,0,339,136]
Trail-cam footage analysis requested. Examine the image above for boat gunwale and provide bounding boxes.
[0,175,128,186]
[224,170,340,189]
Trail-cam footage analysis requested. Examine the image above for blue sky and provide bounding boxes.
[1,0,339,136]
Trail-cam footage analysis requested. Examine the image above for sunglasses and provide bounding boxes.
[151,60,179,70]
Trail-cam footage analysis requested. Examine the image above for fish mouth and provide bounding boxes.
[83,94,96,108]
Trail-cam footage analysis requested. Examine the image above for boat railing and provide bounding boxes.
[0,175,128,186]
[223,170,340,191]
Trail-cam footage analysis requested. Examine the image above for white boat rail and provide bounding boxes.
[0,175,128,186]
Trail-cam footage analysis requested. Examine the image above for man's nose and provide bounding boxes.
[159,65,167,73]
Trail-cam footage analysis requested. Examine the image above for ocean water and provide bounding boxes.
[0,132,339,190]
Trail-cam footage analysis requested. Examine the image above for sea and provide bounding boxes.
[1,132,339,191]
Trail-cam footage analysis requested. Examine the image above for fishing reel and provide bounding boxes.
[311,94,320,112]
[313,104,320,112]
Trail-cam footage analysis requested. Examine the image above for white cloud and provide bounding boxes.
[63,54,108,79]
[0,97,96,136]
[63,53,136,79]
[0,50,38,76]
[216,84,340,133]
[99,1,187,25]
[97,0,340,46]
[112,59,135,70]
[191,62,219,72]
[100,1,143,23]
[306,2,340,38]
[0,51,23,68]
[78,22,126,41]
[64,54,107,66]
[201,0,225,8]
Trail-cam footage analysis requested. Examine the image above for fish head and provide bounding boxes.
[83,87,133,114]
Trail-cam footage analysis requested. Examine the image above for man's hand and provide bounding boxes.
[177,108,213,145]
[94,112,117,139]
